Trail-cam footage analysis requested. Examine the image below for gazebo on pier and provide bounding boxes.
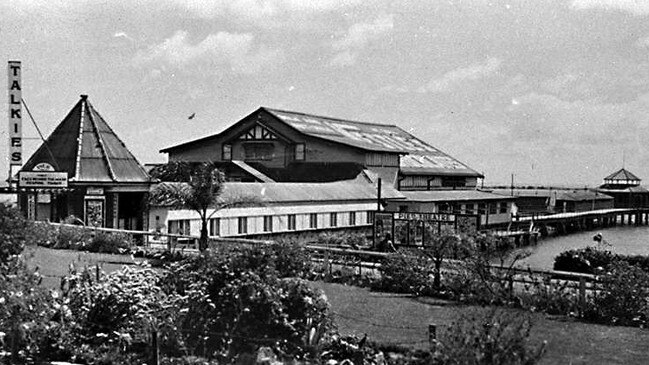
[597,168,649,209]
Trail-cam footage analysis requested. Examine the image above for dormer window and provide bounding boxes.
[295,143,305,161]
[222,144,232,160]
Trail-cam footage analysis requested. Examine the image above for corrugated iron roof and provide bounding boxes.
[152,179,405,206]
[265,107,481,177]
[604,168,641,181]
[598,186,649,194]
[399,190,515,202]
[21,95,150,184]
[490,188,613,201]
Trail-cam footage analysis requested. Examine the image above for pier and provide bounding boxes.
[503,208,649,242]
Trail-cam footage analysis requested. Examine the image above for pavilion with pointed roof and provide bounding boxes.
[597,167,649,208]
[18,95,151,228]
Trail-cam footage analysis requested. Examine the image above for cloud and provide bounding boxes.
[166,0,362,24]
[133,30,283,74]
[329,14,394,67]
[637,35,649,48]
[418,58,503,93]
[572,0,649,15]
[114,31,135,42]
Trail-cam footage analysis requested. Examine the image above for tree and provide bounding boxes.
[422,226,463,289]
[149,161,258,251]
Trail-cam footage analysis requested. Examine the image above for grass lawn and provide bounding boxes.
[311,281,649,365]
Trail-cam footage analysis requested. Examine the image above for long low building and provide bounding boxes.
[148,178,404,240]
[384,189,514,226]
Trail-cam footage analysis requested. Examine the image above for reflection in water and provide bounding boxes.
[508,226,649,270]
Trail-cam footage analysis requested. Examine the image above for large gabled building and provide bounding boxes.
[157,107,513,237]
[160,107,483,189]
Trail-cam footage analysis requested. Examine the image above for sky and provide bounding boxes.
[2,0,649,186]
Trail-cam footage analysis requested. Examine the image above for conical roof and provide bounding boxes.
[604,168,640,182]
[22,95,150,184]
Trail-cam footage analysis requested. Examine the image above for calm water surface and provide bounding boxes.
[510,225,649,270]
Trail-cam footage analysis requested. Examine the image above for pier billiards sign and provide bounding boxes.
[18,163,68,188]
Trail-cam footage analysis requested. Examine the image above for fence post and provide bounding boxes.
[579,277,586,317]
[428,324,437,351]
[151,330,160,365]
[508,276,514,297]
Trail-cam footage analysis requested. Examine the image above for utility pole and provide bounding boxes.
[377,178,382,211]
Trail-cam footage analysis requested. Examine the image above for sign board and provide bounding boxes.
[33,162,55,171]
[373,210,480,248]
[37,193,51,204]
[86,187,104,195]
[8,61,22,166]
[18,171,68,188]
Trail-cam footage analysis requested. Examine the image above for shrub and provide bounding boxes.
[86,231,132,254]
[0,204,27,262]
[517,274,580,316]
[59,264,181,364]
[162,249,333,361]
[0,260,60,363]
[316,231,369,249]
[553,247,615,274]
[373,253,436,296]
[433,307,546,365]
[584,261,649,327]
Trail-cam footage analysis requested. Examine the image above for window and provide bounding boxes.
[209,218,220,236]
[438,203,451,213]
[349,212,356,226]
[366,211,375,224]
[330,212,337,227]
[222,144,232,160]
[238,217,248,234]
[263,216,273,232]
[168,219,190,235]
[309,213,317,229]
[295,143,305,161]
[244,142,274,161]
[478,203,486,214]
[499,202,508,214]
[489,203,497,214]
[288,214,296,230]
[465,204,474,214]
[441,176,466,188]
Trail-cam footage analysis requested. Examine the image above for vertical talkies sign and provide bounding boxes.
[8,61,22,166]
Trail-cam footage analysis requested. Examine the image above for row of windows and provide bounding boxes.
[436,202,508,214]
[222,143,305,161]
[170,211,372,237]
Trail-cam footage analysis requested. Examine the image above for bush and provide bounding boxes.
[59,264,181,364]
[162,248,333,361]
[0,204,27,262]
[433,308,546,365]
[373,253,436,296]
[584,261,649,327]
[316,231,369,249]
[22,217,134,255]
[553,247,615,274]
[86,231,132,254]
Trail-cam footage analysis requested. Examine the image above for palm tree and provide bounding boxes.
[149,161,258,251]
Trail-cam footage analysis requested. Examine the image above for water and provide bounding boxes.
[510,225,649,270]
